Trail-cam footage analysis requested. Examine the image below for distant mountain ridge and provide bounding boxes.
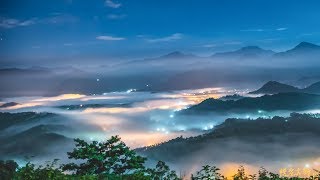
[274,42,320,58]
[180,92,320,114]
[150,41,320,61]
[249,80,320,94]
[159,51,197,59]
[212,46,275,59]
[137,113,320,164]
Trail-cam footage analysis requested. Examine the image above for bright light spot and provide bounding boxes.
[161,128,165,132]
[203,126,208,131]
[209,124,214,129]
[80,104,83,107]
[258,110,263,113]
[146,84,149,87]
[96,78,100,82]
[305,164,310,168]
[169,114,174,118]
[156,128,160,131]
[246,115,250,119]
[285,120,288,122]
[126,89,136,93]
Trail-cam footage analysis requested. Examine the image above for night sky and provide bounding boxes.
[1,0,320,66]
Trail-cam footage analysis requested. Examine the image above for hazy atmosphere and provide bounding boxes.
[1,1,320,179]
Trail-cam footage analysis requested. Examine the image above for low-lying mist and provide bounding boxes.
[1,87,320,175]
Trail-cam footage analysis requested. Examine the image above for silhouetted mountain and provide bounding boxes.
[157,51,198,60]
[0,112,56,131]
[219,94,244,101]
[249,81,299,94]
[304,81,320,94]
[274,42,320,57]
[0,102,19,108]
[0,124,72,158]
[181,92,320,114]
[137,113,320,164]
[212,46,275,59]
[249,80,320,95]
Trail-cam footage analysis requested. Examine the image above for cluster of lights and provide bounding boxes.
[203,124,214,131]
[126,89,137,93]
[156,127,169,134]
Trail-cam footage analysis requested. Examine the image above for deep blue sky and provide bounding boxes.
[1,0,320,67]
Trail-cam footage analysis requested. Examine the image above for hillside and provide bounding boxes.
[137,113,320,164]
[249,81,300,94]
[249,81,320,94]
[181,92,320,114]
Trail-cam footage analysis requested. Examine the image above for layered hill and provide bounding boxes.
[181,92,320,114]
[137,113,320,165]
[249,81,320,94]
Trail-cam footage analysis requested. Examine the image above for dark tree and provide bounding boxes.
[147,161,180,180]
[191,165,225,180]
[233,166,249,180]
[62,135,147,175]
[0,160,18,180]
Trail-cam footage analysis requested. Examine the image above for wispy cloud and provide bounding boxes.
[276,27,288,31]
[202,44,216,48]
[107,14,126,20]
[241,27,288,32]
[223,41,243,45]
[0,14,77,29]
[105,0,122,8]
[258,38,281,43]
[45,14,78,24]
[96,35,126,41]
[147,33,183,43]
[241,29,265,32]
[0,17,37,28]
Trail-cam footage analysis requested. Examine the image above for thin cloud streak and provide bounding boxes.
[107,14,127,20]
[0,14,77,29]
[146,33,183,43]
[0,17,37,28]
[96,35,126,41]
[105,0,122,8]
[276,27,288,31]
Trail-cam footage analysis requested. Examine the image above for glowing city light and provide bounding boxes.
[126,89,136,93]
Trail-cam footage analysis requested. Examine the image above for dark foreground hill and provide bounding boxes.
[0,112,73,159]
[137,113,320,168]
[181,92,320,114]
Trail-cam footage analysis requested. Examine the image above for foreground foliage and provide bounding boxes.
[1,135,320,180]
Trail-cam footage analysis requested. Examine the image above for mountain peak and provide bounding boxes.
[160,51,195,59]
[249,81,299,94]
[240,46,263,51]
[212,45,274,59]
[293,42,320,50]
[166,51,184,57]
